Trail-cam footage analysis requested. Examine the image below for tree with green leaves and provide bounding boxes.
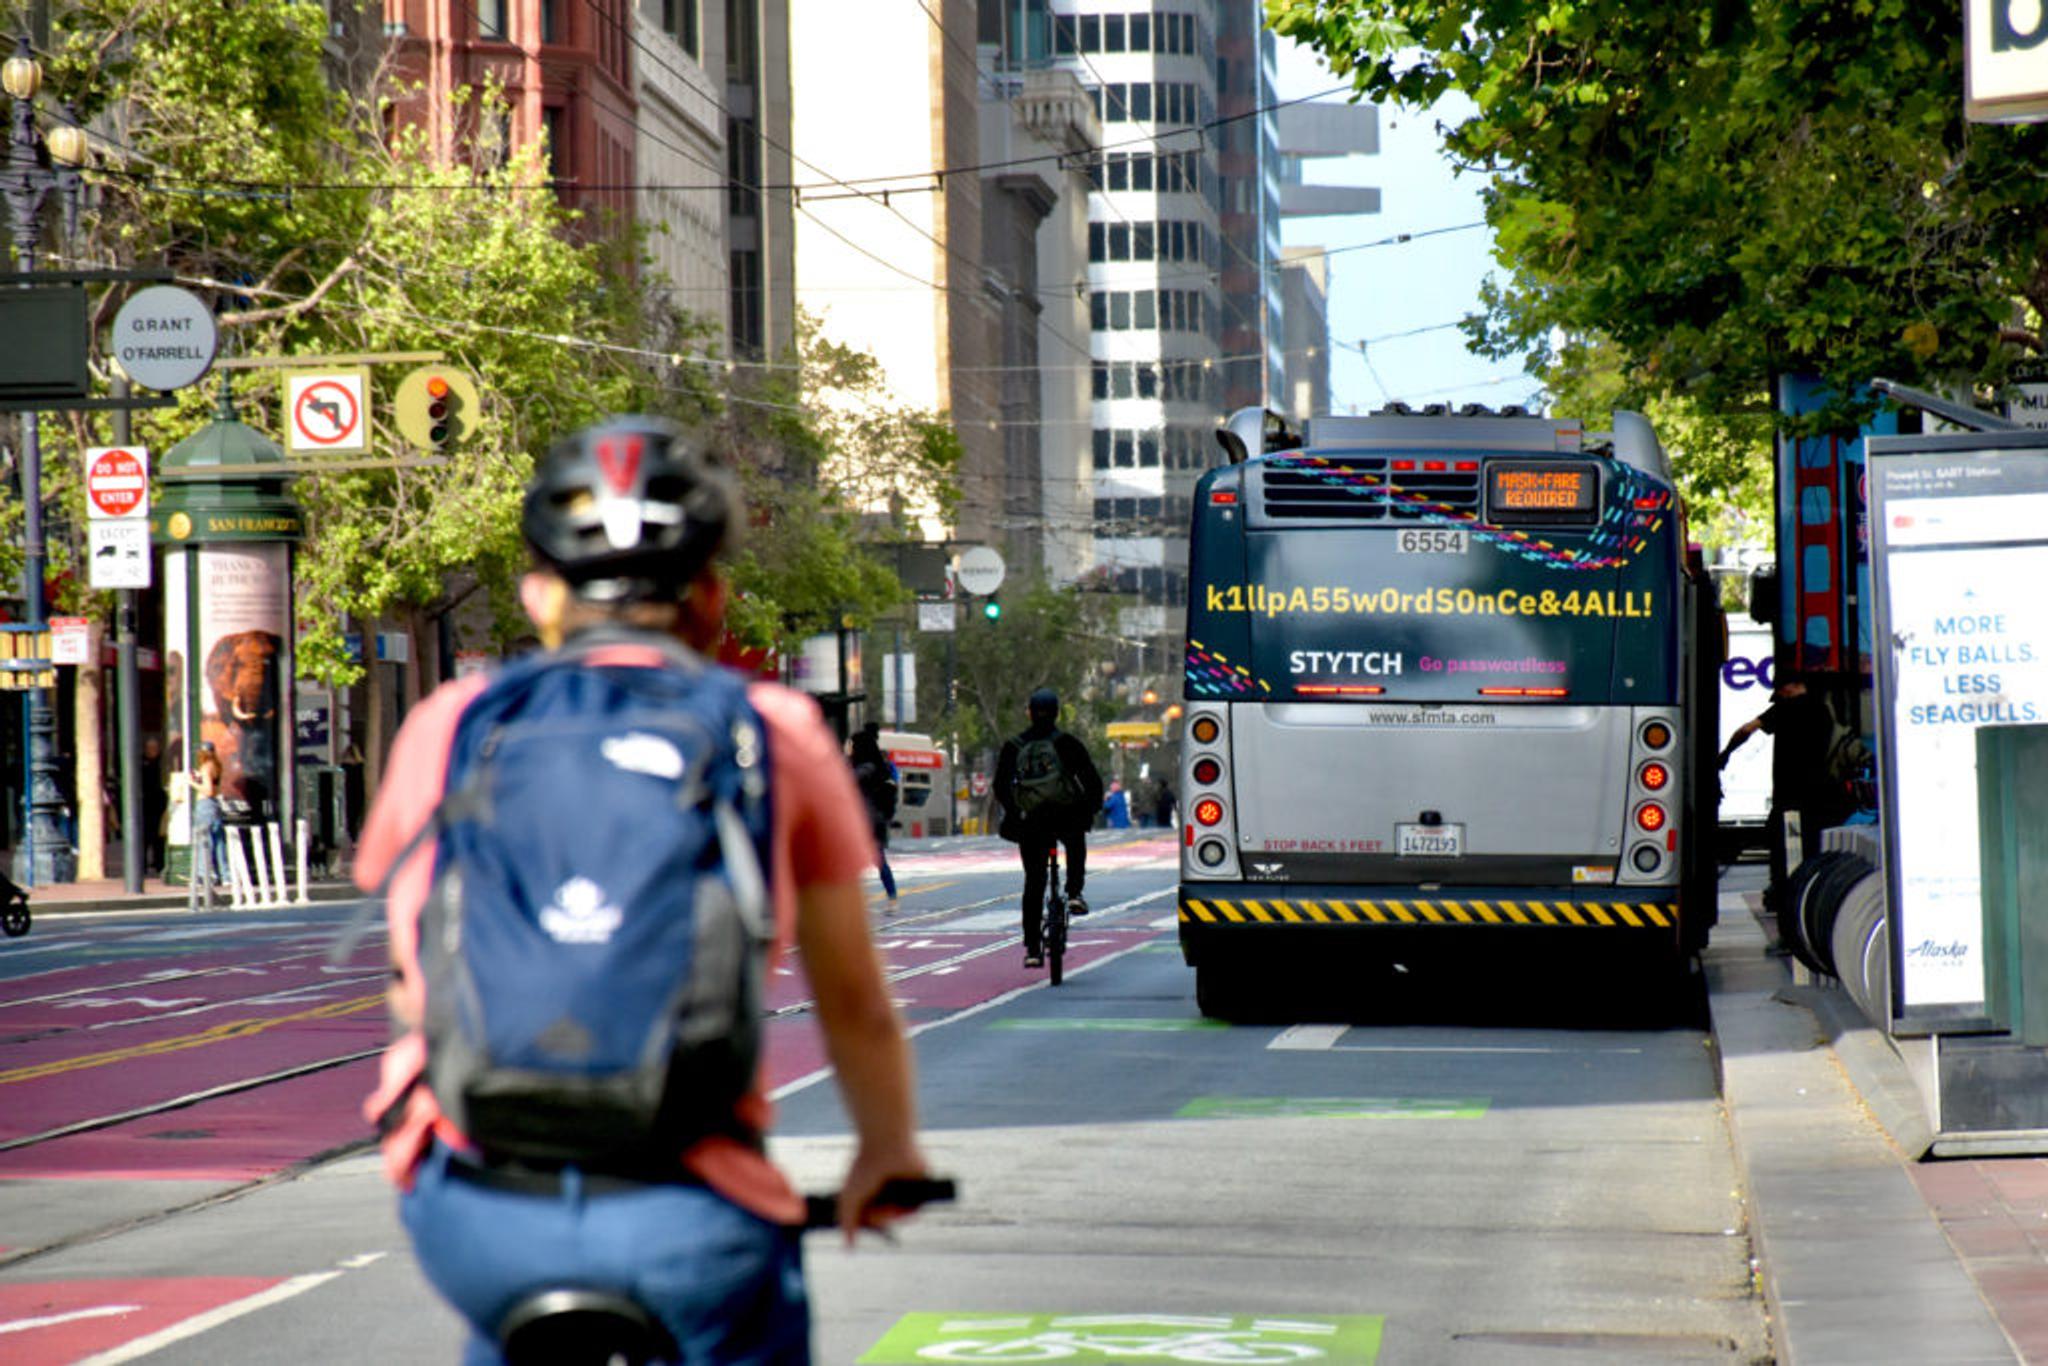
[1267,1,2048,523]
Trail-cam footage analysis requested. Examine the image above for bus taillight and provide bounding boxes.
[1638,760,1671,791]
[1634,802,1668,833]
[1640,720,1673,750]
[1192,757,1222,785]
[1191,716,1221,744]
[1194,798,1226,827]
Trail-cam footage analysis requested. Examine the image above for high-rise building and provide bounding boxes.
[724,0,797,362]
[975,55,1102,584]
[633,3,729,348]
[383,0,640,228]
[1035,1,1234,677]
[1278,245,1329,422]
[787,0,1001,541]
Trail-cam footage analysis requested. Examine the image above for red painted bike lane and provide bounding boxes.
[0,1276,289,1366]
[0,935,391,1181]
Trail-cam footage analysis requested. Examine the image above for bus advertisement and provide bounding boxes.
[1178,407,1721,1018]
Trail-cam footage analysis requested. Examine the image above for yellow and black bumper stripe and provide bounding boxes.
[1182,897,1677,929]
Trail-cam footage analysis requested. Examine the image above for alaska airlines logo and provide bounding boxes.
[539,877,624,945]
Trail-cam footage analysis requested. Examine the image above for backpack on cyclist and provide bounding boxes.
[409,632,773,1168]
[1012,732,1081,818]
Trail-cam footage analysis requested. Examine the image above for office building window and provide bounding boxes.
[477,0,507,38]
[1104,14,1125,51]
[661,0,699,57]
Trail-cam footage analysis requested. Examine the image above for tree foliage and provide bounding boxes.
[0,0,956,678]
[1267,0,2048,520]
[909,580,1123,765]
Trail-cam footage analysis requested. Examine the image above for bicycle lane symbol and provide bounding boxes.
[858,1313,1385,1364]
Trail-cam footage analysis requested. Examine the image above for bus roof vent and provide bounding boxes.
[1611,410,1673,482]
[1257,455,1482,522]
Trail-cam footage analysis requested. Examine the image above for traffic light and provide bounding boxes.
[426,375,454,443]
[982,597,1002,621]
[394,365,481,449]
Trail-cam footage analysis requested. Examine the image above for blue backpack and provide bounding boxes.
[413,631,773,1168]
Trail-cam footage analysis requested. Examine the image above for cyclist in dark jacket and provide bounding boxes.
[994,688,1106,967]
[849,723,900,912]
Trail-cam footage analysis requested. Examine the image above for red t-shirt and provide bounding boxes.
[356,648,877,1224]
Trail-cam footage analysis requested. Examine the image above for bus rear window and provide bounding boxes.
[1486,461,1601,526]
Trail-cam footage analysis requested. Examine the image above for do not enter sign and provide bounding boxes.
[85,446,150,520]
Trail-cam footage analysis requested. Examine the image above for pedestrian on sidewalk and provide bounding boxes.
[1721,670,1856,903]
[142,736,168,875]
[849,722,900,913]
[1102,779,1131,829]
[191,741,227,894]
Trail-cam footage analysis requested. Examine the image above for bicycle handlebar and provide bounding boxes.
[801,1176,957,1230]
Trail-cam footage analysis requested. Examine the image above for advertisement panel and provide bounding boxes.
[195,545,293,822]
[1870,434,2048,1026]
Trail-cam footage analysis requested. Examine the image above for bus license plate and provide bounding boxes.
[1395,528,1468,554]
[1395,823,1464,857]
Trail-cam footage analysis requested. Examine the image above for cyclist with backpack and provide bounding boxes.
[355,416,928,1364]
[994,688,1106,968]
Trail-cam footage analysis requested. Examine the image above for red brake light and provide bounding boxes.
[1391,459,1416,471]
[1454,460,1479,472]
[1422,459,1446,472]
[1209,490,1239,505]
[1192,757,1222,784]
[1194,798,1225,827]
[1638,761,1671,791]
[1635,802,1668,833]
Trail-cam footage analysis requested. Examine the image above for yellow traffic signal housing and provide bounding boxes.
[394,365,481,448]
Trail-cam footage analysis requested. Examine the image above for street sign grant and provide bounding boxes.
[110,286,217,391]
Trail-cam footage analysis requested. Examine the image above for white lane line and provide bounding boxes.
[339,1252,388,1270]
[75,1271,344,1365]
[1330,1045,1645,1055]
[0,1305,141,1335]
[772,885,1177,1101]
[1269,1024,1350,1051]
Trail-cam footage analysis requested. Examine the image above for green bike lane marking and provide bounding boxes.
[1177,1096,1491,1120]
[988,1018,1229,1032]
[861,1312,1384,1364]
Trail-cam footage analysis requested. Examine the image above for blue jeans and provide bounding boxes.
[192,798,226,884]
[400,1144,810,1365]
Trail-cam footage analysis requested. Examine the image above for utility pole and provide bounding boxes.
[111,376,142,892]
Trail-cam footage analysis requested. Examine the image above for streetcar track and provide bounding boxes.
[0,971,391,1045]
[0,1048,384,1154]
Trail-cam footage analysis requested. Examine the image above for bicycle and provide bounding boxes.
[1043,844,1069,986]
[495,1175,956,1366]
[1,875,27,938]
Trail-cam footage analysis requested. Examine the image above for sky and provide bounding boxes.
[1270,39,1546,416]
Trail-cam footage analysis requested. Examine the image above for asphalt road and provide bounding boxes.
[0,832,1769,1364]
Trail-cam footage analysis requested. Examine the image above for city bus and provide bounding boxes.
[1177,405,1721,1019]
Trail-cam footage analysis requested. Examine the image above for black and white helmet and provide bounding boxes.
[521,416,734,601]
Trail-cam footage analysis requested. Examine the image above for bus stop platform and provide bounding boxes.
[1710,866,2045,1363]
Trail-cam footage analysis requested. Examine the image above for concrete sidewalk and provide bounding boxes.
[1708,886,2039,1363]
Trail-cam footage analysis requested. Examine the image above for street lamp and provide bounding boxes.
[5,34,88,884]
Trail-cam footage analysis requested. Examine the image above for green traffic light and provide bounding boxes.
[983,599,1001,620]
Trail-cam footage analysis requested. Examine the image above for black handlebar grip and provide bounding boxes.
[802,1176,957,1229]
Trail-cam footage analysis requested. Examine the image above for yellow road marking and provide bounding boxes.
[0,993,384,1086]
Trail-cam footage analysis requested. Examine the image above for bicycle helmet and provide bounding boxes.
[1027,687,1059,721]
[522,416,734,602]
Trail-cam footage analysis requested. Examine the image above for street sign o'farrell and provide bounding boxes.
[954,545,1006,596]
[110,286,218,392]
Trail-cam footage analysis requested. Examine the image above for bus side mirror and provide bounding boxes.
[1747,565,1779,627]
